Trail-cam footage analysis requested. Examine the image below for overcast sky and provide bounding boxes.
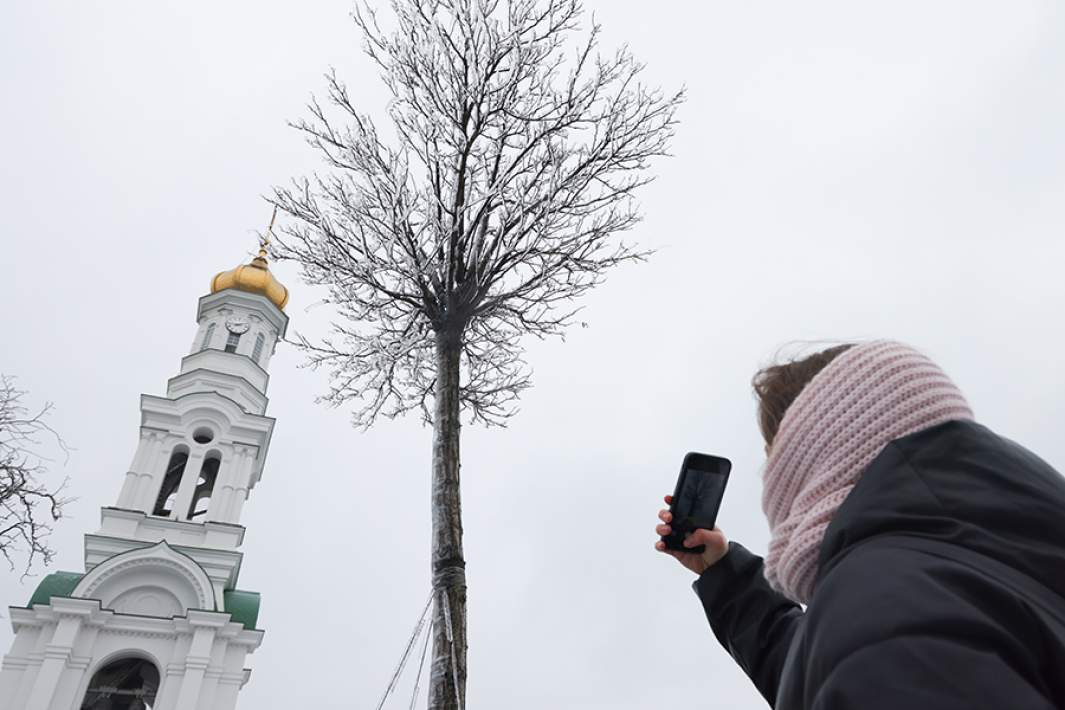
[2,1,1064,708]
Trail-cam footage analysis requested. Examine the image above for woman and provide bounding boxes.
[655,340,1065,709]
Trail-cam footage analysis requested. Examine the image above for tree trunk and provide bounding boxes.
[428,334,467,710]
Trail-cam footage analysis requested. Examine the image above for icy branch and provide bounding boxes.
[271,0,682,426]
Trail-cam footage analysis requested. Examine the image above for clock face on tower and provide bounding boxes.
[225,318,250,335]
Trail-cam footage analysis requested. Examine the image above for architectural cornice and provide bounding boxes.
[9,599,264,647]
[167,366,270,414]
[178,350,271,389]
[95,508,248,546]
[196,290,288,338]
[140,391,276,432]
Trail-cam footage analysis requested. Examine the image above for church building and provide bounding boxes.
[0,244,289,709]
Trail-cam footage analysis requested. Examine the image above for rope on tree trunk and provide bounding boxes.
[440,587,463,710]
[409,619,433,710]
[375,592,433,710]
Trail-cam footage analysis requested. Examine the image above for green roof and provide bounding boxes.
[27,572,261,631]
[28,571,84,606]
[224,589,261,630]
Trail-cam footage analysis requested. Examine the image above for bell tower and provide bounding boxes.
[0,237,289,710]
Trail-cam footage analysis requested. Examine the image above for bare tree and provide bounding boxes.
[271,1,681,706]
[0,376,68,576]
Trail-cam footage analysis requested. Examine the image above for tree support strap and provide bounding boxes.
[432,559,466,590]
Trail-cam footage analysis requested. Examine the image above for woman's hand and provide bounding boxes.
[655,494,729,575]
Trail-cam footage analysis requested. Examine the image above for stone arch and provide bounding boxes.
[85,647,164,684]
[174,393,244,437]
[79,651,162,710]
[182,406,233,447]
[73,541,216,615]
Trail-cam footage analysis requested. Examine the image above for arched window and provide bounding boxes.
[80,656,159,709]
[200,322,216,351]
[224,331,241,353]
[187,455,220,520]
[252,333,265,364]
[152,449,188,517]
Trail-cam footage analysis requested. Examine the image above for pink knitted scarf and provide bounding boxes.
[761,340,974,604]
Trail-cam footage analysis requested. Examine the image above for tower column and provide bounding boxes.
[116,431,148,507]
[225,450,256,523]
[135,434,183,512]
[23,601,91,710]
[172,450,206,521]
[206,445,240,523]
[138,431,170,512]
[173,613,225,709]
[119,429,165,509]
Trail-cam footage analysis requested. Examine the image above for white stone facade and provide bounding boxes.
[0,287,288,710]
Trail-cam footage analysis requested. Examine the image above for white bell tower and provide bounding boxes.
[0,240,290,710]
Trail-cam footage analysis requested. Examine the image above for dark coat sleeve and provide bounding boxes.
[692,542,804,707]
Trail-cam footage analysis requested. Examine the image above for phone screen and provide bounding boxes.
[675,467,728,531]
[664,453,731,553]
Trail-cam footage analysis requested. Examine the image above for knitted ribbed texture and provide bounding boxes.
[761,340,974,604]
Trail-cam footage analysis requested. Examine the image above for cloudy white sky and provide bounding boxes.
[2,1,1064,708]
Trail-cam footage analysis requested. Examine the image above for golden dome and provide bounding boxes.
[211,247,289,310]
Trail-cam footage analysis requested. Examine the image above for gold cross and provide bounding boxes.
[259,205,278,257]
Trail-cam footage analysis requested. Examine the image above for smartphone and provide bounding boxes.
[662,452,731,554]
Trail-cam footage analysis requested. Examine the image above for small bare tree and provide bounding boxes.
[271,1,681,706]
[0,376,68,576]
